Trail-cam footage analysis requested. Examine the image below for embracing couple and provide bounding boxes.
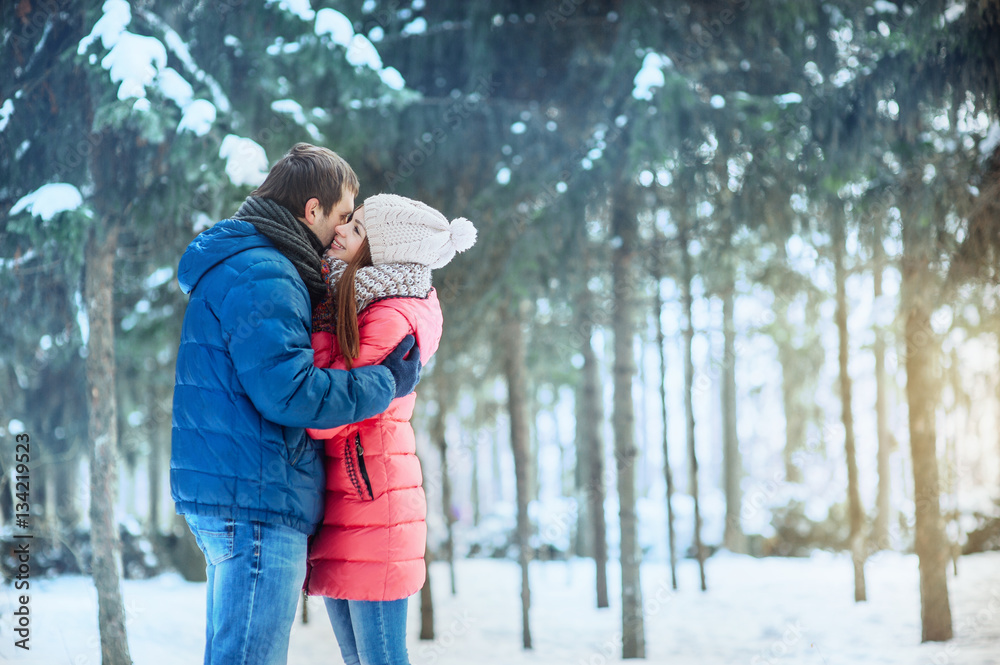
[170,143,476,665]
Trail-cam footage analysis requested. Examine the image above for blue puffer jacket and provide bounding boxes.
[171,219,396,534]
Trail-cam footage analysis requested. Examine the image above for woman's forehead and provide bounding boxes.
[351,205,366,227]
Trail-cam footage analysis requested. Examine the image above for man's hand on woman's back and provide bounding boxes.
[380,334,421,399]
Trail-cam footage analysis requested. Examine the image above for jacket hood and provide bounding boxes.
[178,219,273,294]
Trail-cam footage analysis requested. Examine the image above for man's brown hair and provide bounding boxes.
[252,143,360,218]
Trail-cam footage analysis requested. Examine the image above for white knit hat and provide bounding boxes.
[363,193,477,268]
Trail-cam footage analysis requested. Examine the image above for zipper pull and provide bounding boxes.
[356,433,364,456]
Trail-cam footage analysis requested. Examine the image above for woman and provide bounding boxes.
[305,193,476,665]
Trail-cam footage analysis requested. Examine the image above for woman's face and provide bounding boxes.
[327,205,367,262]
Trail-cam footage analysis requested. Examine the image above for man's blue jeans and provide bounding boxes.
[324,597,410,665]
[185,515,307,665]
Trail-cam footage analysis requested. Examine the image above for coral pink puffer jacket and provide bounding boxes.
[305,289,441,602]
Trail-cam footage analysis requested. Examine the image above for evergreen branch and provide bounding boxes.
[133,6,232,114]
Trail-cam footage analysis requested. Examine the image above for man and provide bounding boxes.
[171,143,420,665]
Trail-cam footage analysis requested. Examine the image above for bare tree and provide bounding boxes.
[431,373,458,595]
[576,245,610,608]
[420,543,435,640]
[679,218,707,592]
[833,205,867,602]
[871,212,894,549]
[502,300,533,650]
[901,183,953,642]
[652,239,679,589]
[611,187,645,658]
[721,279,745,554]
[85,220,133,665]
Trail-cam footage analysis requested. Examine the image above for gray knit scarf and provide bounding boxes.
[326,259,432,312]
[233,196,327,309]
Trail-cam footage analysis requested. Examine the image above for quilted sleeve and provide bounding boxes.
[353,305,419,367]
[307,303,419,439]
[219,258,397,430]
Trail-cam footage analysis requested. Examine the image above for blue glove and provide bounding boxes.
[380,334,421,399]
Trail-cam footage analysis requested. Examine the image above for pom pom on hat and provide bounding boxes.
[363,193,478,269]
[449,217,477,253]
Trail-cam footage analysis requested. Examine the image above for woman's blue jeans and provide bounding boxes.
[324,596,410,665]
[185,514,307,665]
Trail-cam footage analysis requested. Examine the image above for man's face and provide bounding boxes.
[311,190,355,246]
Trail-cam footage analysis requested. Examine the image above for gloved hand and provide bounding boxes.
[380,334,421,399]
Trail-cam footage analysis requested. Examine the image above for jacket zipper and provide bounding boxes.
[289,433,306,466]
[355,433,375,500]
[303,560,313,597]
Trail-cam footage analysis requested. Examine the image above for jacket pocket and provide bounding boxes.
[345,433,374,501]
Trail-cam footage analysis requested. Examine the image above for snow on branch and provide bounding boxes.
[101,32,167,102]
[152,15,232,114]
[271,100,323,142]
[78,3,226,135]
[266,0,315,21]
[10,183,85,222]
[313,8,406,90]
[77,0,132,55]
[219,135,269,187]
[0,98,13,132]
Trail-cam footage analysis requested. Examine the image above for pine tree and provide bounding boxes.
[3,2,414,656]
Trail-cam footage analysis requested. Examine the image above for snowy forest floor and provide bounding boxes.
[1,551,998,664]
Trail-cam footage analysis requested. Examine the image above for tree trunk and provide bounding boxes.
[901,198,953,642]
[871,213,893,550]
[492,422,504,504]
[165,513,207,583]
[680,220,707,592]
[945,349,962,577]
[553,404,571,499]
[85,222,133,665]
[636,342,649,499]
[774,302,805,482]
[420,542,434,640]
[431,375,457,596]
[721,284,745,554]
[653,243,678,589]
[611,188,646,658]
[470,430,481,527]
[122,454,138,525]
[43,455,58,539]
[771,242,808,483]
[56,454,81,532]
[833,208,867,603]
[148,430,163,537]
[0,474,12,529]
[576,260,610,608]
[502,301,533,650]
[574,396,592,561]
[147,389,168,538]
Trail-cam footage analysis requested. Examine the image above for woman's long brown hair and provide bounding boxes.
[335,237,373,369]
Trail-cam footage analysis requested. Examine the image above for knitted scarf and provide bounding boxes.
[233,196,327,309]
[312,260,432,334]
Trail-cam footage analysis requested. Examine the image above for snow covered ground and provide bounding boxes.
[1,551,998,664]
